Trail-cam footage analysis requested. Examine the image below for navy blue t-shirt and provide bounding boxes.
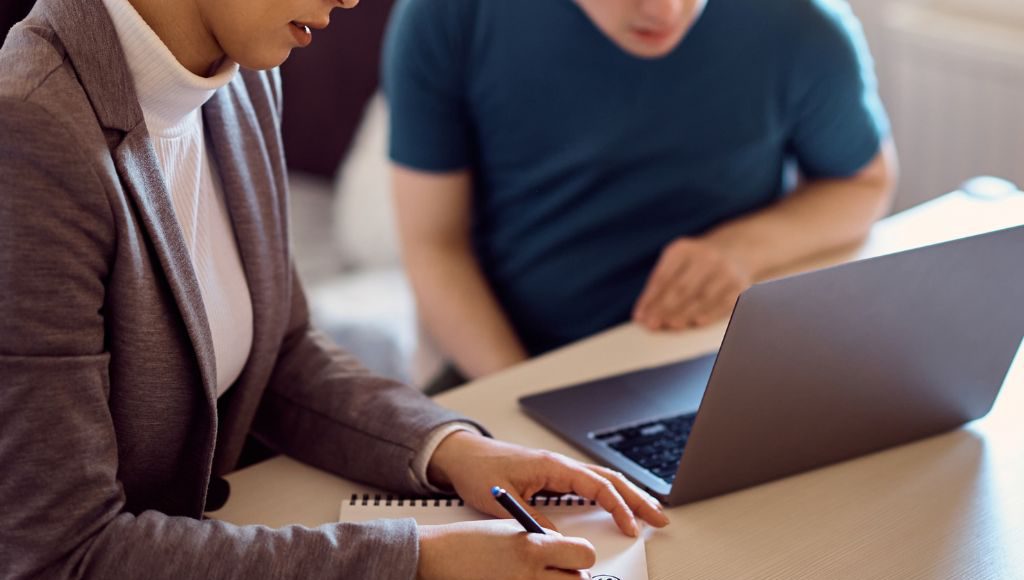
[383,0,889,355]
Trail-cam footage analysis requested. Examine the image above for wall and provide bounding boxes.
[848,0,1024,210]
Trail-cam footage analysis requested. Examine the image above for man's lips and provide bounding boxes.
[632,27,675,42]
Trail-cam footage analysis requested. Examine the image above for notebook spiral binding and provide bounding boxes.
[348,493,597,507]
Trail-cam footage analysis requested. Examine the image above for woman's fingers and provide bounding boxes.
[418,520,595,580]
[535,533,597,571]
[543,572,591,580]
[587,464,669,527]
[505,488,559,532]
[541,456,641,537]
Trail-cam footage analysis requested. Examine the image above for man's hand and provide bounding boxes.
[427,431,669,537]
[633,237,753,331]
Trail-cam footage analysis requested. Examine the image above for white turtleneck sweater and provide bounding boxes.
[101,0,477,487]
[102,0,253,398]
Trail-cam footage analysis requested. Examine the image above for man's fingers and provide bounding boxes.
[633,248,691,324]
[638,238,753,330]
[668,272,729,328]
[587,465,670,528]
[689,278,742,326]
[655,258,712,322]
[693,293,738,327]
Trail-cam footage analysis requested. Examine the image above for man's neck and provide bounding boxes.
[127,0,224,76]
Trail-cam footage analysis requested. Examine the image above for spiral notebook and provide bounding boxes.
[341,494,649,579]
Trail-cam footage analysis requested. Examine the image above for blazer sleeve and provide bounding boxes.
[0,98,422,580]
[246,66,486,495]
[249,255,484,495]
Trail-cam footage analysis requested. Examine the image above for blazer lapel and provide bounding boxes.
[204,79,291,473]
[204,83,289,310]
[42,0,291,473]
[41,0,219,404]
[112,131,219,404]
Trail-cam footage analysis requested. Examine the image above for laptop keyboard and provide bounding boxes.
[592,412,697,483]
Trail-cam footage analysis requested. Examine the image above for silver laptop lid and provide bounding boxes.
[669,225,1024,504]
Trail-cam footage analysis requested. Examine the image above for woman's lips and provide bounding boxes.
[289,21,313,47]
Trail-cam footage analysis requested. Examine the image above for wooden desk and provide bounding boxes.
[212,191,1024,579]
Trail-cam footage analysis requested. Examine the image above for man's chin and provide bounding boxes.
[620,42,680,59]
[614,30,687,59]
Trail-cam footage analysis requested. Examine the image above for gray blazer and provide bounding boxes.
[0,0,471,578]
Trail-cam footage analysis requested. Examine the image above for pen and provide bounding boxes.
[491,486,546,534]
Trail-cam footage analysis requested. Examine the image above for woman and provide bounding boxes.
[0,0,668,578]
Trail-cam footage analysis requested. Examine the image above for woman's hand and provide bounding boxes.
[427,431,670,537]
[417,520,595,580]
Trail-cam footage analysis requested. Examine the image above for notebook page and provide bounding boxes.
[341,496,648,580]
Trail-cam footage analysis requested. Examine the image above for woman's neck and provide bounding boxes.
[127,0,224,76]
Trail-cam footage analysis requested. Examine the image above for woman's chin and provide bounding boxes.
[231,47,293,71]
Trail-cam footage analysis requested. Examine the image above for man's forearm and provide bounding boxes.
[702,145,897,279]
[406,243,528,380]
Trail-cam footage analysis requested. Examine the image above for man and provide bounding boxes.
[385,0,897,392]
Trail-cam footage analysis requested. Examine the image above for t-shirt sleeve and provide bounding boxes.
[382,0,474,172]
[786,0,891,179]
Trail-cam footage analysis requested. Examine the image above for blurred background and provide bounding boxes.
[854,0,1024,207]
[3,0,1022,384]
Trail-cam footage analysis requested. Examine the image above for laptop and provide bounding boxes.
[520,225,1024,506]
